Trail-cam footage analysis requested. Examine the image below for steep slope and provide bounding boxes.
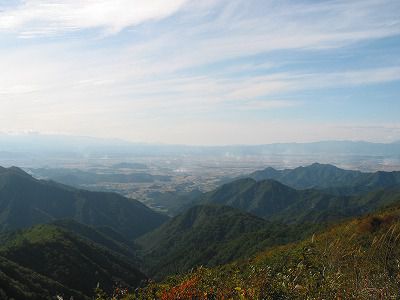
[248,163,400,192]
[201,178,400,223]
[202,178,304,218]
[0,223,147,297]
[135,201,400,300]
[0,166,168,238]
[137,205,319,279]
[51,219,140,260]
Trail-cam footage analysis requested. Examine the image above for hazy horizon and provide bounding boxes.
[1,131,400,147]
[1,0,400,144]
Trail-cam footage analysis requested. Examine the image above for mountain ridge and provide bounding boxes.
[135,199,400,299]
[0,166,168,238]
[247,163,400,192]
[200,176,400,224]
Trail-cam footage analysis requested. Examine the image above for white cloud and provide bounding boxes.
[0,0,188,35]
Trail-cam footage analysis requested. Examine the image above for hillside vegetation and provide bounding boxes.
[2,163,400,299]
[0,222,147,298]
[200,177,400,224]
[131,203,400,299]
[137,205,320,279]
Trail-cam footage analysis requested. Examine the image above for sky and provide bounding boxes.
[0,0,399,145]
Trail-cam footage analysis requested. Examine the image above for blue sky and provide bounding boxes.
[0,0,399,145]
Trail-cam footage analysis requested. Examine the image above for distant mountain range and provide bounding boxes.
[248,163,400,190]
[137,173,400,279]
[1,133,400,157]
[135,164,400,279]
[0,166,168,238]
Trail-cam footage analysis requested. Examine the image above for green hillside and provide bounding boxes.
[0,223,147,298]
[0,166,168,238]
[133,202,400,299]
[201,178,400,224]
[2,164,400,299]
[137,205,320,279]
[52,219,140,260]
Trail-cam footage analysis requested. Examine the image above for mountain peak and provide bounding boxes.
[0,166,31,177]
[248,162,364,189]
[0,166,36,188]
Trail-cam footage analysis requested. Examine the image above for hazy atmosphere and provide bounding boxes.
[1,0,400,144]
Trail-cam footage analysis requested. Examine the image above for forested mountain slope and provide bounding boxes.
[0,222,147,298]
[0,166,168,238]
[201,177,400,223]
[134,201,400,299]
[137,205,320,279]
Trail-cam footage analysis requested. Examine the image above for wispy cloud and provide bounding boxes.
[0,0,399,144]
